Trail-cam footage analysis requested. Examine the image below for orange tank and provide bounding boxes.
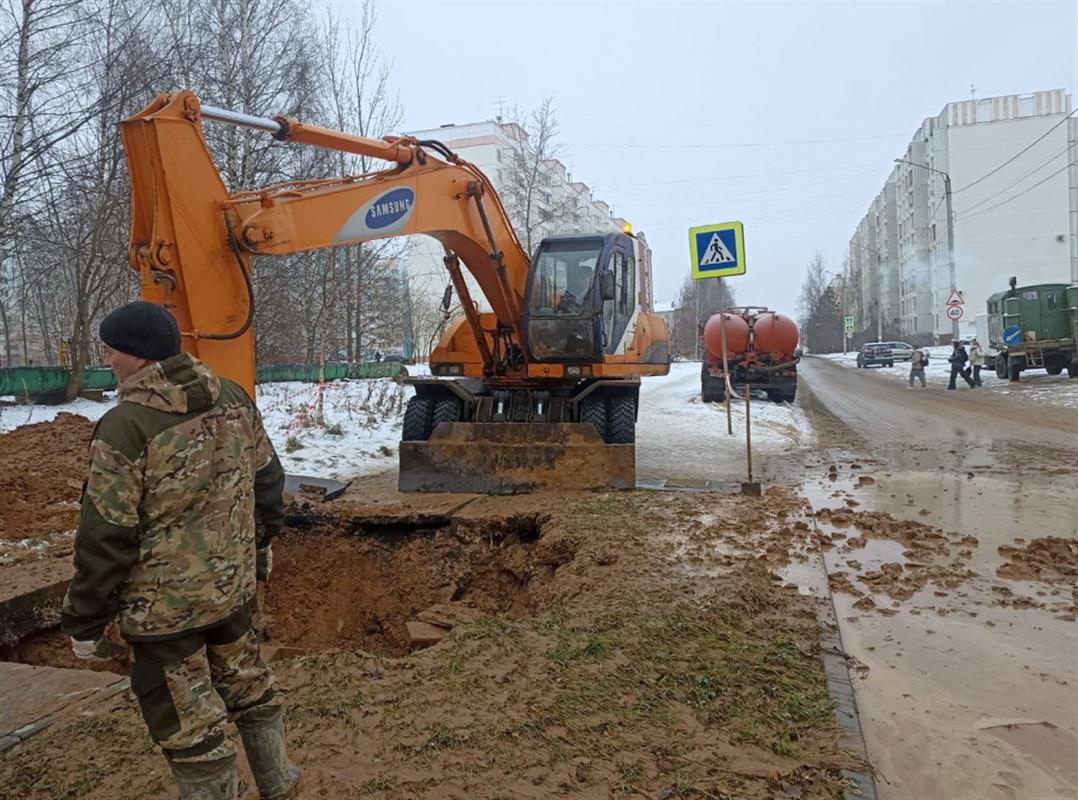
[703,312,750,360]
[753,312,799,359]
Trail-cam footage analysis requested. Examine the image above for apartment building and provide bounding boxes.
[847,89,1075,343]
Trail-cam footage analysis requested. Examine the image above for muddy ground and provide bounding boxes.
[1,477,867,799]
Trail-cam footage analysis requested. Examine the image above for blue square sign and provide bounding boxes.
[688,222,746,279]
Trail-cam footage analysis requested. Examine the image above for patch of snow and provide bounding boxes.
[0,396,114,434]
[639,362,815,454]
[256,378,413,480]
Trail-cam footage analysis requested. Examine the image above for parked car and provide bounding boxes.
[856,342,894,368]
[382,353,412,365]
[884,341,914,361]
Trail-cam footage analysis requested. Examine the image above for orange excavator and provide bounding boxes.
[121,91,669,493]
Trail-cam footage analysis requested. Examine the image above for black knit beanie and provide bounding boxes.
[99,302,181,360]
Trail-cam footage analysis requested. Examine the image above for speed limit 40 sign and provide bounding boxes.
[946,305,964,321]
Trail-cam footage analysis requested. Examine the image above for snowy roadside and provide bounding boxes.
[816,347,1078,409]
[1,371,428,479]
[635,361,816,484]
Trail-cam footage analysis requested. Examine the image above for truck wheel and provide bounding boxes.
[886,361,894,368]
[579,394,607,441]
[607,395,636,444]
[1008,359,1022,382]
[1068,361,1078,379]
[995,355,1008,380]
[1045,363,1063,376]
[402,396,434,440]
[783,384,798,403]
[431,396,462,429]
[709,380,726,402]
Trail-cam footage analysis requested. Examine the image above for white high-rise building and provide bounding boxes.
[848,89,1075,343]
[396,120,625,358]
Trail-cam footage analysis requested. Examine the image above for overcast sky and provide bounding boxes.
[319,0,1077,316]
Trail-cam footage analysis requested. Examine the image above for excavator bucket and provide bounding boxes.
[398,422,634,494]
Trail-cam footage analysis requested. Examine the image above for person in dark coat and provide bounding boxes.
[947,342,975,390]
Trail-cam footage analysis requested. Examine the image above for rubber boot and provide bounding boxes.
[235,705,300,800]
[168,755,239,800]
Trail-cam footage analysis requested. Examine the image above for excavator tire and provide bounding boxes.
[402,396,434,441]
[431,396,463,429]
[579,394,607,441]
[607,395,636,444]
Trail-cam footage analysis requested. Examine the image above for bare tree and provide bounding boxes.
[320,1,404,362]
[0,0,88,364]
[671,273,736,359]
[501,98,578,254]
[797,252,843,353]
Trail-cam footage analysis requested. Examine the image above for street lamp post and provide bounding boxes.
[895,158,958,341]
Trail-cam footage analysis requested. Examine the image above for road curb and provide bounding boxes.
[815,579,878,800]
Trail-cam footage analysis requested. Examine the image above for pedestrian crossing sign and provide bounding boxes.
[689,221,746,279]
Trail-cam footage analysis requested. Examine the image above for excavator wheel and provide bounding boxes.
[431,396,463,428]
[607,395,636,444]
[579,394,607,441]
[402,396,434,441]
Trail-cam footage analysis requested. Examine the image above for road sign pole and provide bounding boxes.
[719,278,732,436]
[944,174,958,342]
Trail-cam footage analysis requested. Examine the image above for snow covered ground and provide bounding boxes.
[0,396,113,434]
[818,346,1078,409]
[636,361,815,483]
[257,378,412,480]
[1,375,422,480]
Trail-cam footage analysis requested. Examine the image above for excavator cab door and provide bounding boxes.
[601,237,636,354]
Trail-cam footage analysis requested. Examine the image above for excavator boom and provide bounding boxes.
[122,91,669,493]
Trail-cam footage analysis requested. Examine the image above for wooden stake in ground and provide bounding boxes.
[745,382,753,482]
[719,277,732,436]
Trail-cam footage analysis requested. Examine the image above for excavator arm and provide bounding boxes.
[122,90,529,394]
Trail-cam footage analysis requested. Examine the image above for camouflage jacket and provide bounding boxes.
[61,354,285,641]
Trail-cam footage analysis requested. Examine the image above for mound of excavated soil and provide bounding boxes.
[0,413,93,541]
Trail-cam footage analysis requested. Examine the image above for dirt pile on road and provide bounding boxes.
[0,413,92,541]
[815,506,978,606]
[997,537,1077,584]
[0,490,858,800]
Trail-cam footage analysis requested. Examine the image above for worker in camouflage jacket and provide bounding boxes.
[60,301,300,800]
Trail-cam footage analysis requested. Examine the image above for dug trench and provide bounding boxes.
[0,486,866,799]
[1,504,553,671]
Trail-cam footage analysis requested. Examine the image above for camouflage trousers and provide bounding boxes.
[129,600,275,763]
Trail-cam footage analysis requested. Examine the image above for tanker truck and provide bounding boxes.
[700,307,800,403]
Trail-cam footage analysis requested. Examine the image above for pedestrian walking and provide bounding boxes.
[61,302,300,800]
[909,347,928,388]
[947,341,975,390]
[969,339,985,387]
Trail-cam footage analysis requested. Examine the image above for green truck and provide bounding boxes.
[986,279,1078,381]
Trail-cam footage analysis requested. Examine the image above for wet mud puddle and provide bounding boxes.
[797,461,1077,800]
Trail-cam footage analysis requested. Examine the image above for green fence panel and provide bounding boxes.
[0,367,117,396]
[351,362,405,379]
[1,361,403,397]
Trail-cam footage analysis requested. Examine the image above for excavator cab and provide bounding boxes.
[524,232,639,363]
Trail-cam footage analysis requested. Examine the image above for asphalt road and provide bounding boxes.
[798,356,1077,458]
